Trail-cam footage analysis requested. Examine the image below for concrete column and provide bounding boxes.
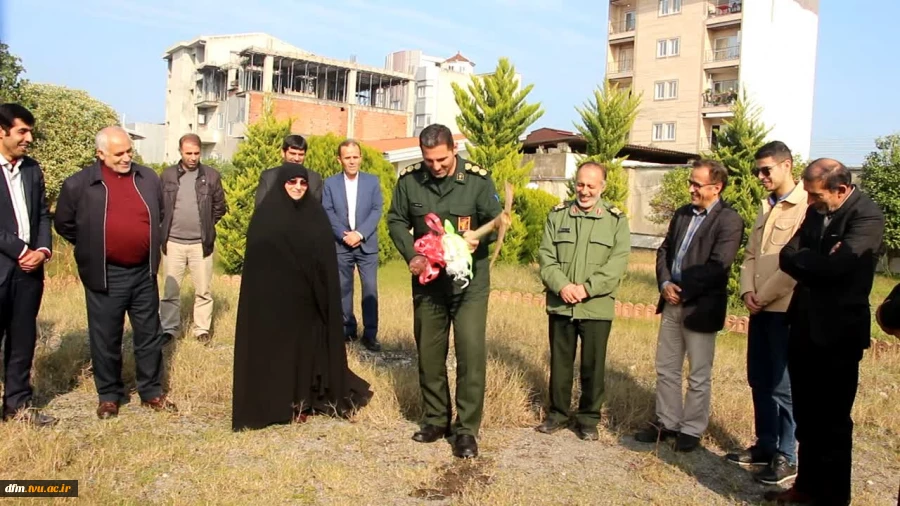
[347,69,358,104]
[262,55,274,92]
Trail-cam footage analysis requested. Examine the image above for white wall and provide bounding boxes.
[740,0,819,159]
[128,122,167,164]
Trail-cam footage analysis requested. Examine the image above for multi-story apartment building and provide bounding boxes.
[385,50,523,137]
[162,33,415,162]
[606,0,819,159]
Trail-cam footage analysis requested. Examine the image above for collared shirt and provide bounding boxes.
[344,172,359,231]
[823,186,855,230]
[671,199,719,284]
[768,184,797,207]
[0,153,30,257]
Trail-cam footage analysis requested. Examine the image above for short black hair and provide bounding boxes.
[803,158,852,191]
[692,158,728,189]
[419,124,455,149]
[755,140,792,162]
[0,103,35,131]
[282,134,307,152]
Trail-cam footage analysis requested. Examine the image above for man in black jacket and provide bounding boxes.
[54,126,177,420]
[254,134,323,206]
[634,159,743,452]
[0,103,56,426]
[768,159,885,506]
[159,133,226,344]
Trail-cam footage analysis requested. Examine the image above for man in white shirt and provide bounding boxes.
[323,140,384,351]
[0,103,55,426]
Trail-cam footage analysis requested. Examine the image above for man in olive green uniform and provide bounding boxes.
[535,161,630,440]
[386,124,503,459]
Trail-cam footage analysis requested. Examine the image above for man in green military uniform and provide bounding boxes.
[535,161,630,440]
[386,124,504,459]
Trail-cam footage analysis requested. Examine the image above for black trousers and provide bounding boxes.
[547,315,612,427]
[0,267,44,412]
[788,325,862,504]
[84,264,163,403]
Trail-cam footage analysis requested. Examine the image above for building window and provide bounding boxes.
[657,38,680,58]
[652,122,676,141]
[217,113,224,130]
[658,0,682,16]
[654,80,678,100]
[416,85,426,98]
[624,11,636,31]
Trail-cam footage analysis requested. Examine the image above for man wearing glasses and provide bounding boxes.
[726,141,807,485]
[634,159,743,452]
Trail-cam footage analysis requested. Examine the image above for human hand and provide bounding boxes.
[743,292,763,315]
[461,231,479,253]
[559,284,581,304]
[830,241,842,255]
[18,249,46,272]
[343,231,361,247]
[409,255,428,276]
[574,284,589,302]
[662,283,682,305]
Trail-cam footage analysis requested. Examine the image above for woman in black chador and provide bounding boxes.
[232,162,373,431]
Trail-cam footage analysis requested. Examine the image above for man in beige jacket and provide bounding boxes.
[726,141,808,485]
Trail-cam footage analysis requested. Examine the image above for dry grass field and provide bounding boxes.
[1,250,898,505]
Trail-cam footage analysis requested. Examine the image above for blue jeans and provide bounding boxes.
[747,311,796,463]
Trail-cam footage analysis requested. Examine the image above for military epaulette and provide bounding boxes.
[463,161,489,177]
[608,205,624,217]
[399,162,422,177]
[551,201,568,212]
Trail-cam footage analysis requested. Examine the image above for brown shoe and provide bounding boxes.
[196,333,211,345]
[763,486,813,504]
[97,401,119,420]
[141,395,178,413]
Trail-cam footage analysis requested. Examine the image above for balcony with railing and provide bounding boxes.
[607,59,634,79]
[702,85,738,114]
[609,18,636,41]
[704,46,741,69]
[707,0,742,27]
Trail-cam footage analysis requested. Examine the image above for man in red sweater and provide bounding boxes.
[54,126,177,419]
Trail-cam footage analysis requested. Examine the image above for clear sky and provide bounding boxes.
[1,0,897,164]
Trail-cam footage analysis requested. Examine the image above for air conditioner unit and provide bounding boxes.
[198,113,207,125]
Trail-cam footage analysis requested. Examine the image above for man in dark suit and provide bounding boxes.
[322,139,383,352]
[254,134,323,206]
[769,158,885,506]
[0,103,56,426]
[634,159,743,452]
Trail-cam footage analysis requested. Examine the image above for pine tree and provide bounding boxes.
[451,57,544,178]
[572,80,642,214]
[451,57,545,264]
[708,89,771,302]
[216,96,291,274]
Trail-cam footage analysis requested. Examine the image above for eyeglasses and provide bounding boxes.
[286,177,308,187]
[752,166,773,177]
[688,180,718,189]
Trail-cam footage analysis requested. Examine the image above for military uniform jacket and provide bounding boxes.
[538,200,631,320]
[386,155,503,294]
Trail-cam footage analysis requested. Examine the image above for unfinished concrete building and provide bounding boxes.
[163,33,415,162]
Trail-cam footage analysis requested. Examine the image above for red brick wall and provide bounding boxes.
[247,92,408,140]
[353,107,408,141]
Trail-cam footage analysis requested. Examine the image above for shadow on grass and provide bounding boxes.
[31,326,92,407]
[606,363,766,504]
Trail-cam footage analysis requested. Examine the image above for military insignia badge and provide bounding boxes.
[458,216,471,232]
[456,171,465,181]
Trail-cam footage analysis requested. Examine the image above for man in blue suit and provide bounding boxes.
[323,139,383,352]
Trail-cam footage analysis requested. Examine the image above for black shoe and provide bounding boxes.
[412,424,448,443]
[453,434,478,458]
[754,454,798,485]
[674,432,701,452]
[535,418,568,434]
[3,406,58,427]
[634,422,678,443]
[726,445,771,466]
[574,423,599,441]
[361,336,382,352]
[161,332,174,345]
